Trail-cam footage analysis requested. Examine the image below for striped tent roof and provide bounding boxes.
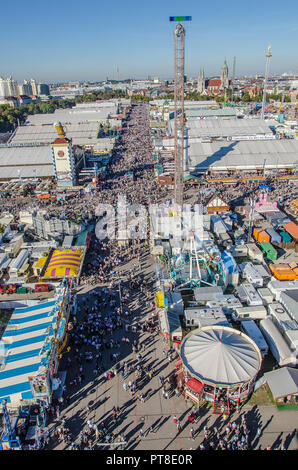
[43,248,83,278]
[0,286,66,404]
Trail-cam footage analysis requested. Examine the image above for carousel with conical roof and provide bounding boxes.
[178,325,262,414]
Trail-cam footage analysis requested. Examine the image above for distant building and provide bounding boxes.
[0,76,19,98]
[0,76,41,99]
[30,78,38,96]
[0,96,18,107]
[197,60,231,94]
[220,59,229,90]
[38,83,50,95]
[197,69,206,94]
[17,95,37,106]
[18,80,33,96]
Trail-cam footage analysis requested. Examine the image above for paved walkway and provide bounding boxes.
[46,103,297,451]
[48,248,298,450]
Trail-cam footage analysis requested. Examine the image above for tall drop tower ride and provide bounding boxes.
[261,45,272,120]
[169,16,191,209]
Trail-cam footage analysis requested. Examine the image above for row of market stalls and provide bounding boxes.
[0,279,76,449]
[0,279,75,408]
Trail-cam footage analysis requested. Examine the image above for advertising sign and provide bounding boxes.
[227,135,276,141]
[29,376,49,398]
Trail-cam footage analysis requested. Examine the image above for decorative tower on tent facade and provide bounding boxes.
[220,59,229,90]
[51,122,77,187]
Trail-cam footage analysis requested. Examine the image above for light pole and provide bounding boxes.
[247,197,256,243]
[118,280,122,313]
[263,158,266,177]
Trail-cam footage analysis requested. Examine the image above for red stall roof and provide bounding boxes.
[284,221,298,240]
[186,378,204,394]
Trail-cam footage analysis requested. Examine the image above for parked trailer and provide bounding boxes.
[259,317,295,367]
[241,320,269,357]
[218,232,232,246]
[232,305,267,321]
[9,249,29,276]
[254,229,270,244]
[9,183,19,192]
[236,283,263,306]
[240,263,264,287]
[5,182,15,192]
[246,243,264,262]
[257,288,274,306]
[260,241,277,261]
[265,227,281,244]
[269,263,298,281]
[0,183,10,193]
[267,303,298,351]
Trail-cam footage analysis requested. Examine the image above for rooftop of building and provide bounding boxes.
[183,118,276,138]
[10,121,100,146]
[188,139,298,171]
[0,146,53,179]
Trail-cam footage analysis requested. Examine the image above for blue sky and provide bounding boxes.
[0,0,297,82]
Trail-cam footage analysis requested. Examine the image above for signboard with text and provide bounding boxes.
[227,134,276,141]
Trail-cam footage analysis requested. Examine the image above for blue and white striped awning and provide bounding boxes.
[0,291,64,405]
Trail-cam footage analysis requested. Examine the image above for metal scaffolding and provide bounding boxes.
[174,22,185,209]
[170,16,191,209]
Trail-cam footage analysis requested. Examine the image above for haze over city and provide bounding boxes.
[0,0,297,82]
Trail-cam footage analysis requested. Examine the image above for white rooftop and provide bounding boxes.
[24,106,117,125]
[181,325,262,386]
[0,145,53,179]
[183,119,276,139]
[10,122,100,146]
[188,139,298,172]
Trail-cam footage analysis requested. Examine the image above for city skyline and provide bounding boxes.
[0,0,297,82]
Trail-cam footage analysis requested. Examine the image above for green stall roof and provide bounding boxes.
[280,232,292,243]
[75,230,88,247]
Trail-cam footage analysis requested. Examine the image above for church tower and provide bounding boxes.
[197,68,206,94]
[220,59,229,90]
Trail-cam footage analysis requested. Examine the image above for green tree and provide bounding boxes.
[241,92,251,102]
[215,95,225,103]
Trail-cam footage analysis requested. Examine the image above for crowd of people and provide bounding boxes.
[192,176,298,210]
[49,279,163,450]
[1,103,297,451]
[46,103,166,449]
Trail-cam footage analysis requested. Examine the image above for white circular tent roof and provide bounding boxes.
[181,326,262,387]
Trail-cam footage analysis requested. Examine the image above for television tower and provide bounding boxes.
[261,45,272,120]
[169,16,191,209]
